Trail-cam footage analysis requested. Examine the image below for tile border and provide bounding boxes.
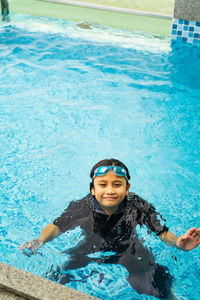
[171,18,200,45]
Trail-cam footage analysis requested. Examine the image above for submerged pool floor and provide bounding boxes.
[0,15,200,300]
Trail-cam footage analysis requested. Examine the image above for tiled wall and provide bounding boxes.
[171,18,200,45]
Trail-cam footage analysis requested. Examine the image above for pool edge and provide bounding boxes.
[9,0,172,36]
[0,262,99,300]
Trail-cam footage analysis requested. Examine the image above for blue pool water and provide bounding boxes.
[0,14,200,299]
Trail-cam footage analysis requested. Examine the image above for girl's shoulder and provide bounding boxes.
[127,192,145,204]
[127,192,153,211]
[64,194,93,211]
[82,193,93,208]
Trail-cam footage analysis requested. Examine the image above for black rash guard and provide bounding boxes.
[52,192,172,299]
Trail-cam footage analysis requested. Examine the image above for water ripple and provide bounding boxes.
[0,14,199,300]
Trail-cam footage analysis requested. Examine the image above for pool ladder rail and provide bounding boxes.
[1,0,9,21]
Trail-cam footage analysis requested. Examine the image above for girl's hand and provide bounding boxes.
[20,239,44,252]
[176,227,200,251]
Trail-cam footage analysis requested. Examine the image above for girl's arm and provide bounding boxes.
[39,222,61,243]
[159,231,178,247]
[159,227,200,251]
[20,223,61,250]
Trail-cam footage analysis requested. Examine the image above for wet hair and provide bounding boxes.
[89,158,131,191]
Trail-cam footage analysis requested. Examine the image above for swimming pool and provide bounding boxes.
[0,14,199,300]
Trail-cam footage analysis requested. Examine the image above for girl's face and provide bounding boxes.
[91,170,130,215]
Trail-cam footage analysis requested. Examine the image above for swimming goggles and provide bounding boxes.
[93,166,128,181]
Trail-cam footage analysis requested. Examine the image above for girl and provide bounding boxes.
[20,158,200,299]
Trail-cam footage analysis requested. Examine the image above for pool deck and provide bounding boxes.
[0,262,99,300]
[10,0,173,35]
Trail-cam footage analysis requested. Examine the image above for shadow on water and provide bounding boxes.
[169,41,200,90]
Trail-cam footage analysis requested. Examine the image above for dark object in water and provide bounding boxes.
[1,0,9,21]
[77,22,91,29]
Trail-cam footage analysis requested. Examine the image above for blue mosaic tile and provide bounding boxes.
[196,22,200,27]
[178,19,184,25]
[183,25,188,31]
[196,27,200,33]
[189,26,194,32]
[172,24,177,29]
[173,19,178,24]
[184,20,189,25]
[189,20,196,26]
[177,31,182,36]
[188,32,194,38]
[187,37,193,43]
[194,33,200,38]
[182,31,188,38]
[182,37,187,42]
